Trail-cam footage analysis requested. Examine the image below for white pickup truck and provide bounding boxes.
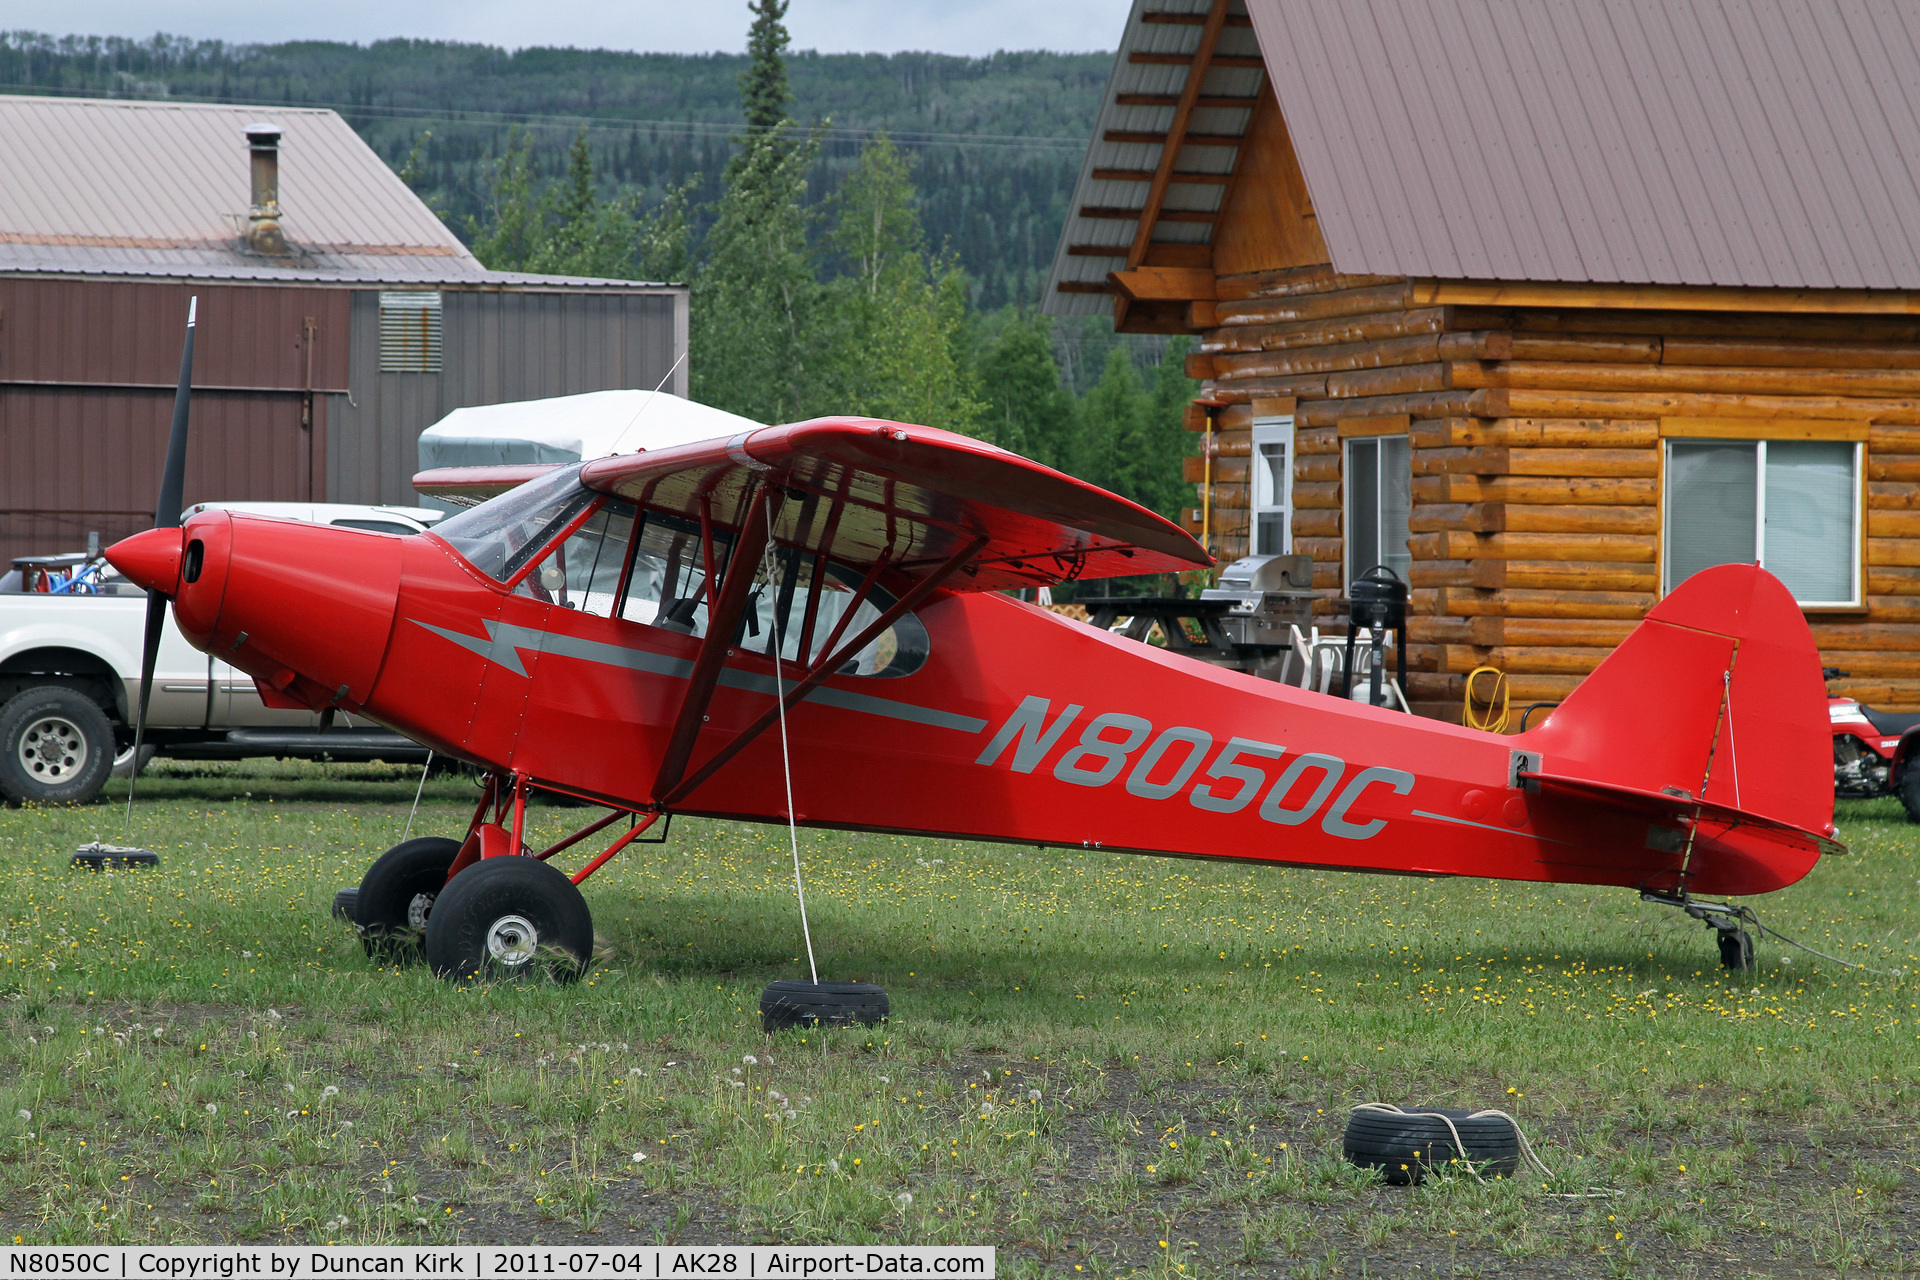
[0,503,441,806]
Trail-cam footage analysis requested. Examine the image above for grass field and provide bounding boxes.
[0,759,1916,1276]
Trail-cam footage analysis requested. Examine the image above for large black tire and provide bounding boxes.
[1897,764,1920,823]
[760,979,890,1031]
[1343,1107,1521,1185]
[331,888,359,922]
[423,855,592,983]
[355,837,461,963]
[0,687,115,806]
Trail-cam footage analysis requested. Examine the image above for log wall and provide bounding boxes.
[1187,265,1920,722]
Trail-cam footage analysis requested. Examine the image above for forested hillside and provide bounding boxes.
[0,31,1107,310]
[0,15,1199,561]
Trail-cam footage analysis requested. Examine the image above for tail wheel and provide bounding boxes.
[423,855,592,983]
[355,837,461,963]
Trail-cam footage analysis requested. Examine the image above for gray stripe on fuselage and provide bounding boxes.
[409,617,982,734]
[1411,808,1572,845]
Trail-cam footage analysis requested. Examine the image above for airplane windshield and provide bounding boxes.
[431,466,593,582]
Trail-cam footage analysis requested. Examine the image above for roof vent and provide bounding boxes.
[244,123,288,256]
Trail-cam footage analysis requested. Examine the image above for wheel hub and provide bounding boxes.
[18,716,86,781]
[485,914,539,967]
[407,892,436,931]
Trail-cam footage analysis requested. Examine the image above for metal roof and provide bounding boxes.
[0,94,675,290]
[1046,0,1920,305]
[1043,0,1265,316]
[1249,0,1920,290]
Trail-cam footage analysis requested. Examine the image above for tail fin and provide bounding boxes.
[1518,564,1835,890]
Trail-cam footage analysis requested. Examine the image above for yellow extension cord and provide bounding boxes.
[1463,665,1511,733]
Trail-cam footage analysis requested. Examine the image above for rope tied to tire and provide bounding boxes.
[1346,1103,1551,1185]
[752,502,888,1032]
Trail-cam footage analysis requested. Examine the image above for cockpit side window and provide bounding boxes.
[748,549,931,679]
[512,499,638,616]
[431,465,594,582]
[617,511,731,637]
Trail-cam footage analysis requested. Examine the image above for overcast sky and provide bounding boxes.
[9,1,1129,56]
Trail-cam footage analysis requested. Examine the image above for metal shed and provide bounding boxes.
[0,93,687,561]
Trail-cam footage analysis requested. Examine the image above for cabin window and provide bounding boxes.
[512,499,638,617]
[1251,416,1293,555]
[432,464,592,582]
[748,549,931,679]
[1344,435,1411,584]
[616,521,928,677]
[1664,439,1861,606]
[618,511,725,635]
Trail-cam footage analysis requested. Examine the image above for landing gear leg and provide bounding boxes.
[1641,891,1757,973]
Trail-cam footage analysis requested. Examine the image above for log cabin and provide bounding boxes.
[1042,0,1920,722]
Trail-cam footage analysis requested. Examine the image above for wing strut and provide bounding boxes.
[657,532,989,810]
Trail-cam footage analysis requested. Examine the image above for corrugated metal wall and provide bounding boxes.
[1,386,318,558]
[327,287,686,506]
[0,279,349,389]
[0,278,342,564]
[1,278,686,561]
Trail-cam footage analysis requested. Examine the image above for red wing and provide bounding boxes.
[578,417,1211,590]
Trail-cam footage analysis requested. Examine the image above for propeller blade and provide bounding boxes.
[155,296,197,531]
[125,295,197,821]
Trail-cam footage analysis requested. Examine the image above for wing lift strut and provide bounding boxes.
[449,479,987,890]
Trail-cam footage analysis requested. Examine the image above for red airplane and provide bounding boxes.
[105,306,1840,984]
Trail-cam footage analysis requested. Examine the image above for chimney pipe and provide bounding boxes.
[244,123,288,256]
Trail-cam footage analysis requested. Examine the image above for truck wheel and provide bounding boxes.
[112,744,157,779]
[356,837,462,964]
[424,856,592,983]
[0,687,115,806]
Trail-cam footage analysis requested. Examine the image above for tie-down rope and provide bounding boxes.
[762,498,819,985]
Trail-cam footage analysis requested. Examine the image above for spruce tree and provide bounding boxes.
[739,0,794,135]
[691,127,822,422]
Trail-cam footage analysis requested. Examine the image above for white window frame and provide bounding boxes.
[1660,437,1863,608]
[1250,416,1294,556]
[1343,433,1412,587]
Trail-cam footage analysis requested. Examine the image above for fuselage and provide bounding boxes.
[104,506,1815,897]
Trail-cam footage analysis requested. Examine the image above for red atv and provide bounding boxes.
[1828,667,1920,818]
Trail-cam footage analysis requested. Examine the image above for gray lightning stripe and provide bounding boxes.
[410,618,985,734]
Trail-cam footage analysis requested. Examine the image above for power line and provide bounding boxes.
[0,82,1091,152]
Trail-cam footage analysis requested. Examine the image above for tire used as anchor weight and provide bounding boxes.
[424,855,593,983]
[760,979,889,1032]
[355,837,461,962]
[1343,1107,1521,1185]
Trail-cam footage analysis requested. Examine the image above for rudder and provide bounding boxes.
[1517,563,1832,839]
